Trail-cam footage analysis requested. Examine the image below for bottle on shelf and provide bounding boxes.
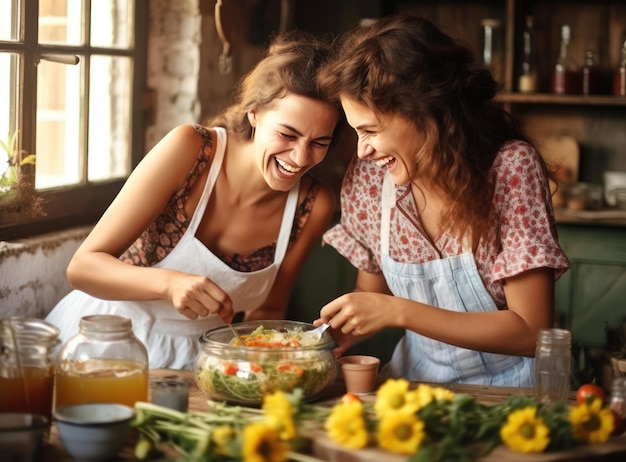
[551,24,580,94]
[581,50,604,95]
[614,37,626,96]
[518,15,538,93]
[481,18,504,85]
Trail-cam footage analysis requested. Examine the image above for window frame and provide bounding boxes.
[0,0,149,241]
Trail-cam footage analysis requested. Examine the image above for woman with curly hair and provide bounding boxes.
[316,13,570,386]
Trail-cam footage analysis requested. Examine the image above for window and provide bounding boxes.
[0,0,148,240]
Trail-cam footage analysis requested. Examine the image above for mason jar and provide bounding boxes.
[54,314,149,409]
[534,328,572,405]
[0,317,60,420]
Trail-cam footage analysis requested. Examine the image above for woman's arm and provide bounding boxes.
[66,125,234,322]
[321,266,554,357]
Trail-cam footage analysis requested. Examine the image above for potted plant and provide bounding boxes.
[0,130,45,218]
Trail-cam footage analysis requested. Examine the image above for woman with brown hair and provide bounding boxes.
[46,31,343,369]
[317,13,570,386]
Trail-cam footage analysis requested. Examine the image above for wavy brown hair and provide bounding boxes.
[320,13,536,246]
[205,30,342,141]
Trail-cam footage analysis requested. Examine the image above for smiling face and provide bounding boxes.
[341,96,424,186]
[248,93,339,191]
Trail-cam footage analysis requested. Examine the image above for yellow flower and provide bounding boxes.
[500,407,550,454]
[431,385,456,403]
[376,412,425,454]
[375,378,420,417]
[242,422,287,462]
[211,425,238,457]
[569,397,614,444]
[324,400,369,449]
[262,391,297,440]
[413,383,456,409]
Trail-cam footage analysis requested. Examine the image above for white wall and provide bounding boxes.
[0,227,90,317]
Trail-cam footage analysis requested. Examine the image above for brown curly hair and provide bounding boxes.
[205,30,343,141]
[319,12,536,246]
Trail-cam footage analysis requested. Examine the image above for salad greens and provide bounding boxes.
[195,325,336,404]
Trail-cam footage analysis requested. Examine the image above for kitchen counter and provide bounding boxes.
[555,208,626,228]
[44,369,626,461]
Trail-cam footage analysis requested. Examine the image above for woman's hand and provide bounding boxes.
[168,273,234,322]
[320,291,394,337]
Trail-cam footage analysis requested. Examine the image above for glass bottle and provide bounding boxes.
[609,377,626,417]
[551,25,579,94]
[518,16,538,93]
[581,50,603,95]
[614,38,626,96]
[534,328,572,405]
[0,317,60,420]
[54,314,149,409]
[481,18,504,84]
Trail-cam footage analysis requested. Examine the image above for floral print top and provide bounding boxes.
[323,140,570,308]
[120,125,319,272]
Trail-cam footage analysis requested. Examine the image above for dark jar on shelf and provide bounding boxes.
[581,50,605,95]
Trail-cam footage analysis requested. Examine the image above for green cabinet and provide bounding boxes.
[555,224,626,348]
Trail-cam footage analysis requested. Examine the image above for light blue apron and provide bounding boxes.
[379,173,534,386]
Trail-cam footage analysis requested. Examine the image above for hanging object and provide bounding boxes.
[214,0,232,75]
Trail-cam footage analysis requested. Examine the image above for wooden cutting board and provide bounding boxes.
[309,431,626,462]
[536,135,580,208]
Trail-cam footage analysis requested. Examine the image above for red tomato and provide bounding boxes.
[341,392,362,404]
[223,362,239,376]
[610,409,626,436]
[275,363,304,375]
[576,384,606,405]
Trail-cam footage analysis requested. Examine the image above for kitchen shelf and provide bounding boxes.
[498,92,626,106]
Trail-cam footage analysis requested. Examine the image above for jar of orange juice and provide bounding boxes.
[54,315,149,409]
[0,317,60,420]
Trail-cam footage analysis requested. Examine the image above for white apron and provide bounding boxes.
[379,173,534,386]
[46,127,299,369]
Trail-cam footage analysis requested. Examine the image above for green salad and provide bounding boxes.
[194,325,336,404]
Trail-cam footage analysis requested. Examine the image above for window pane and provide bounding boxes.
[91,0,134,48]
[88,55,131,181]
[0,0,20,41]
[38,0,83,45]
[36,58,83,189]
[0,53,19,149]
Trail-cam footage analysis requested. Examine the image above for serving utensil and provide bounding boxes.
[228,323,247,347]
[308,322,331,341]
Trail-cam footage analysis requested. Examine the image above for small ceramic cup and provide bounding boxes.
[339,355,380,394]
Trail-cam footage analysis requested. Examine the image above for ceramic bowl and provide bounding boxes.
[194,320,338,405]
[0,413,49,461]
[53,403,135,461]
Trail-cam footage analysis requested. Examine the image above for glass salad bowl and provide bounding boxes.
[193,320,338,405]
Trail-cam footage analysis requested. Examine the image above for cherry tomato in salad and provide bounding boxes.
[576,384,606,405]
[341,392,362,404]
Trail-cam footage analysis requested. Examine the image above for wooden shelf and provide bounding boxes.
[497,92,626,106]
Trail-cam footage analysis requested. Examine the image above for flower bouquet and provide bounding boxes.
[131,378,621,462]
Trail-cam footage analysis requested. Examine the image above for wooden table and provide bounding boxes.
[44,369,626,461]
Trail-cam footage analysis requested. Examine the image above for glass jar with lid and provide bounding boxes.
[0,317,60,420]
[54,314,149,409]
